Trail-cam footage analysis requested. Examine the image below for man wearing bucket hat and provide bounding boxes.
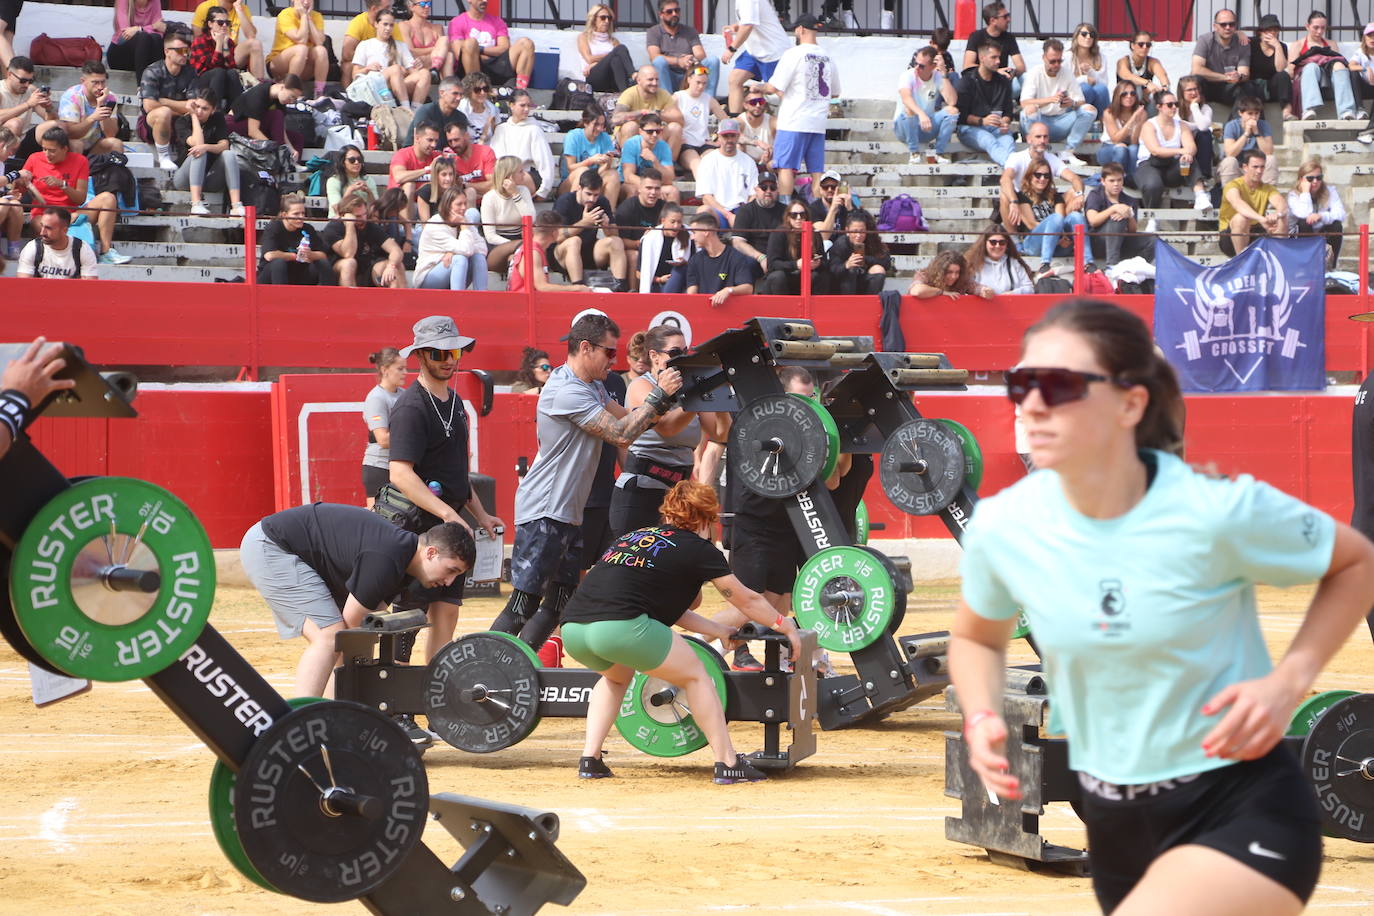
[491,309,684,656]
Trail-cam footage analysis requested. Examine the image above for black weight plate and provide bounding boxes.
[233,700,429,902]
[731,393,830,499]
[1301,692,1374,842]
[857,547,908,634]
[879,419,966,516]
[423,631,542,753]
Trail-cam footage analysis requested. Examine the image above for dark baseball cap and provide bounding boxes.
[794,13,824,30]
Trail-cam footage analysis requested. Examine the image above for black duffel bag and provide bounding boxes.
[372,483,440,534]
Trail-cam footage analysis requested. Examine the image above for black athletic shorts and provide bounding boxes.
[478,51,516,85]
[1077,744,1322,913]
[361,464,389,499]
[730,520,804,596]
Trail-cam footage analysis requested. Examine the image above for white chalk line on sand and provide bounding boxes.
[36,798,76,854]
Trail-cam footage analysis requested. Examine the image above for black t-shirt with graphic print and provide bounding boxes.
[561,526,732,626]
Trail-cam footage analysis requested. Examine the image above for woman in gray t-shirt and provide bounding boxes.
[362,346,407,506]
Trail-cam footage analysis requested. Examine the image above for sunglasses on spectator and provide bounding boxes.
[987,237,1009,246]
[1030,172,1051,179]
[654,347,686,359]
[1159,100,1178,107]
[209,18,229,24]
[1135,40,1152,47]
[415,0,432,5]
[1306,173,1324,181]
[1005,366,1126,407]
[593,344,617,359]
[344,156,363,164]
[13,75,32,84]
[596,13,612,20]
[536,362,552,371]
[758,182,777,189]
[747,97,768,105]
[642,127,662,134]
[661,6,680,13]
[788,211,808,219]
[1216,20,1237,28]
[1120,91,1137,97]
[1078,30,1094,37]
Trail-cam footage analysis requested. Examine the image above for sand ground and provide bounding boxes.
[2,583,1374,916]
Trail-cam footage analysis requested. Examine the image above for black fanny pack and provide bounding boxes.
[626,454,694,486]
[372,483,441,534]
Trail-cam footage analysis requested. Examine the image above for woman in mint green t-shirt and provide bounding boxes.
[950,299,1374,915]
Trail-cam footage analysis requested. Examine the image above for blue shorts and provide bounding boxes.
[773,130,826,173]
[733,50,777,82]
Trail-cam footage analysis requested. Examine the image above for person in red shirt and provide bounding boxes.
[388,120,439,205]
[443,120,493,205]
[21,126,129,265]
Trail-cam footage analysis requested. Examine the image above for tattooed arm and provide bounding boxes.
[575,368,684,447]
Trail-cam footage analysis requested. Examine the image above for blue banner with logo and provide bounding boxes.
[1153,237,1326,392]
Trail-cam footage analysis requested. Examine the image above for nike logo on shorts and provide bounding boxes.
[1248,841,1287,861]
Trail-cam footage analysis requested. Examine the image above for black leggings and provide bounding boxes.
[587,44,634,93]
[1297,218,1344,264]
[828,268,886,295]
[257,257,336,285]
[106,31,164,82]
[196,67,243,112]
[1134,155,1185,209]
[608,477,669,539]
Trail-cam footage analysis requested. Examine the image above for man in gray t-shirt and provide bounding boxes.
[491,311,683,652]
[1191,9,1264,106]
[646,0,719,98]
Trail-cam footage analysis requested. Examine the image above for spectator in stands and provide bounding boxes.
[614,65,684,153]
[894,47,958,166]
[685,211,756,305]
[192,0,264,81]
[457,73,498,143]
[552,169,628,289]
[326,143,379,214]
[54,61,123,157]
[416,186,488,290]
[1217,94,1278,186]
[647,0,717,96]
[625,331,650,381]
[404,77,469,148]
[1117,31,1170,108]
[956,42,1015,166]
[415,155,458,223]
[1350,25,1374,125]
[324,190,407,288]
[614,170,665,260]
[0,57,55,152]
[267,0,329,99]
[965,223,1034,293]
[257,193,332,285]
[1068,22,1108,118]
[1192,9,1262,107]
[723,0,790,114]
[1177,75,1216,209]
[481,153,535,272]
[1085,161,1153,264]
[961,2,1025,90]
[173,87,243,216]
[389,120,439,205]
[0,127,23,258]
[1287,155,1345,267]
[491,89,556,200]
[908,249,990,299]
[762,14,838,204]
[140,31,198,171]
[729,169,781,268]
[341,0,388,87]
[578,4,635,93]
[826,210,891,295]
[1135,90,1196,217]
[561,104,619,201]
[761,198,827,294]
[1019,39,1094,171]
[512,346,552,394]
[619,111,679,203]
[808,169,856,241]
[448,0,534,91]
[371,186,413,261]
[1290,10,1360,120]
[1097,81,1147,185]
[227,75,305,156]
[1248,14,1294,119]
[361,346,405,507]
[1219,148,1287,256]
[695,118,757,227]
[637,202,694,292]
[997,121,1085,230]
[190,6,244,112]
[507,211,592,292]
[1015,152,1090,279]
[674,66,728,178]
[738,85,774,164]
[929,27,958,89]
[107,0,167,83]
[351,9,432,110]
[401,0,452,80]
[23,126,129,265]
[16,207,98,278]
[443,120,494,201]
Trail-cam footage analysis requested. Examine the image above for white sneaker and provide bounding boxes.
[908,151,923,165]
[1341,110,1362,120]
[1302,109,1318,121]
[1360,130,1374,144]
[189,202,210,215]
[1061,152,1091,173]
[1144,218,1158,234]
[1194,190,1211,212]
[880,9,895,29]
[928,152,951,165]
[98,248,133,265]
[157,154,177,170]
[229,204,245,217]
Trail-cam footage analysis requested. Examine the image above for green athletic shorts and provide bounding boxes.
[562,615,675,672]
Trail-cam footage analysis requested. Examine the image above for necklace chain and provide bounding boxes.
[425,385,457,437]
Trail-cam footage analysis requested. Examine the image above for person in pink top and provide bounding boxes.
[447,0,534,89]
[108,0,167,81]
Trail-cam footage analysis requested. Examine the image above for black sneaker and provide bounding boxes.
[394,714,435,749]
[713,754,768,785]
[579,755,613,779]
[731,645,764,671]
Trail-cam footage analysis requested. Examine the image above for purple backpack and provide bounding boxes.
[876,193,928,233]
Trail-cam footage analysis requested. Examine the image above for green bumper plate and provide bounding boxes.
[616,636,727,757]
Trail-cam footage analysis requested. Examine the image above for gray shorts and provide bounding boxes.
[239,521,342,639]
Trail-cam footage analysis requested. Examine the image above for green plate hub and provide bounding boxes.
[1288,689,1359,738]
[855,499,869,545]
[208,697,324,892]
[936,418,984,490]
[790,392,841,481]
[616,636,727,757]
[9,477,216,681]
[793,546,897,652]
[1012,610,1031,641]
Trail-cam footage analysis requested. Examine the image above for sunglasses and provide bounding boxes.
[594,344,617,359]
[13,76,32,84]
[1030,172,1051,179]
[536,362,552,371]
[642,127,662,134]
[747,97,768,106]
[987,237,1009,246]
[758,182,777,190]
[209,18,229,24]
[1120,91,1137,97]
[1005,367,1125,407]
[415,1,432,5]
[423,348,462,361]
[1216,20,1237,28]
[1078,30,1094,37]
[344,156,362,163]
[661,7,680,13]
[168,46,190,54]
[788,211,808,219]
[596,13,612,20]
[655,346,686,359]
[1135,40,1153,47]
[1159,100,1178,107]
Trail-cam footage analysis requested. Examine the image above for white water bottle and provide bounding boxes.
[296,234,310,263]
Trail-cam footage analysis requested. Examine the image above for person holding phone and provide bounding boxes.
[551,169,629,290]
[54,61,124,157]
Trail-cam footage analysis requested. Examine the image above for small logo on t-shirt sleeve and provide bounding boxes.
[1300,512,1318,546]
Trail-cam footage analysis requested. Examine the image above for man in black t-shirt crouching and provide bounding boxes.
[239,503,474,699]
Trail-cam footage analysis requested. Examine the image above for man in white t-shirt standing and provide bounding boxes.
[762,14,839,203]
[694,119,759,227]
[16,208,99,279]
[722,0,790,114]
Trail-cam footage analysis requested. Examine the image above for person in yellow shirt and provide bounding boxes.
[191,0,264,78]
[268,0,329,97]
[342,0,399,86]
[1218,147,1288,256]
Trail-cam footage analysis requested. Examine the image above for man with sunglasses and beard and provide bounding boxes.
[491,311,684,657]
[647,0,717,97]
